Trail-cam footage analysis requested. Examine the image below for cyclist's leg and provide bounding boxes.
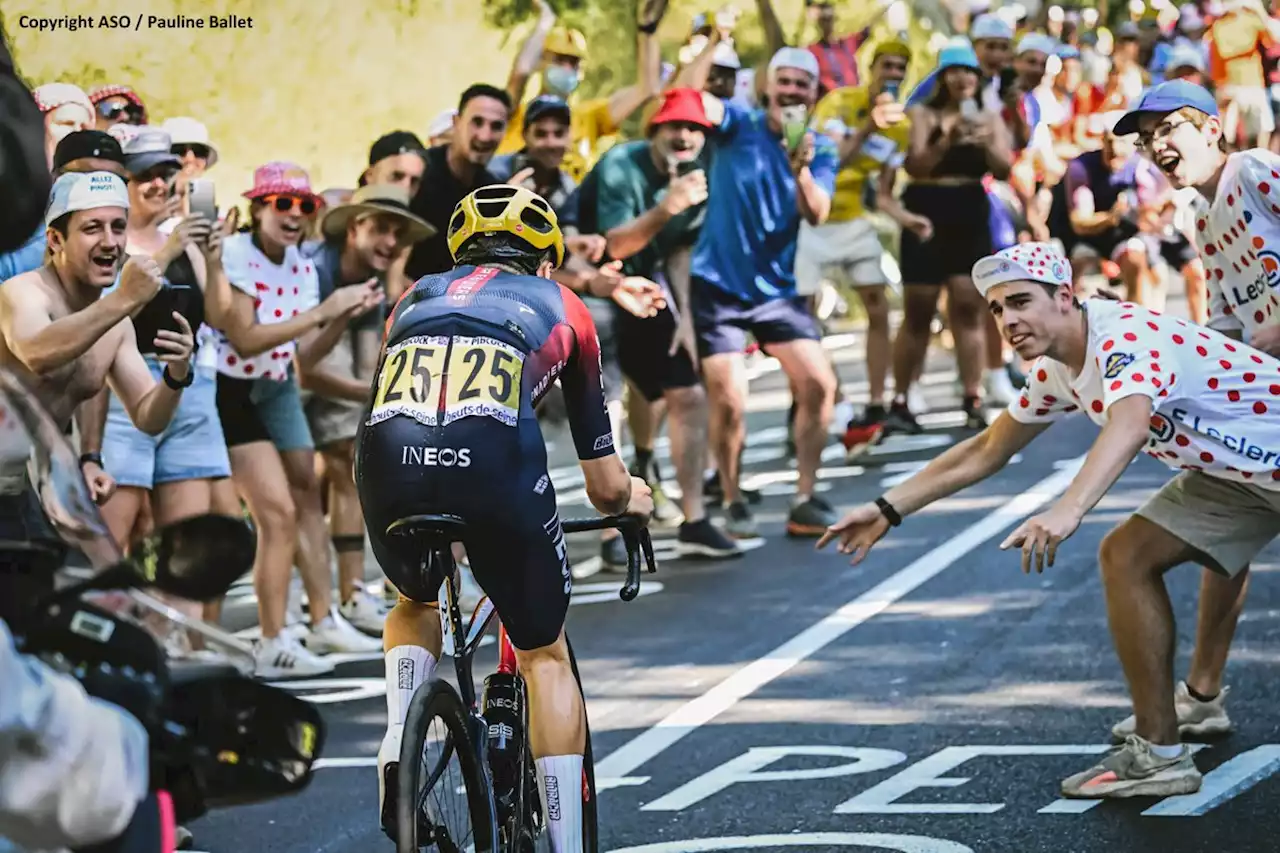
[513,630,585,853]
[466,505,581,852]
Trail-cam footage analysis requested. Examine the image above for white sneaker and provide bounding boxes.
[907,384,928,415]
[340,590,387,636]
[983,367,1018,406]
[254,632,335,679]
[378,723,402,837]
[304,607,383,654]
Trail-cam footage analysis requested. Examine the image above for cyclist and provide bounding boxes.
[356,184,653,852]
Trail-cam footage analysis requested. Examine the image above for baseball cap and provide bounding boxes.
[524,95,572,130]
[120,126,181,176]
[1113,79,1218,136]
[1116,21,1141,39]
[369,131,427,167]
[971,243,1072,298]
[970,13,1014,40]
[937,42,982,73]
[52,130,125,173]
[767,46,820,80]
[711,41,742,70]
[1165,45,1207,73]
[1017,33,1059,57]
[45,171,130,227]
[162,116,218,166]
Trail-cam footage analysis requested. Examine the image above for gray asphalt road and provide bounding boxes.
[189,322,1280,853]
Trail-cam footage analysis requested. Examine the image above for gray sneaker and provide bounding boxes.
[724,500,758,539]
[1061,735,1202,799]
[1111,681,1232,742]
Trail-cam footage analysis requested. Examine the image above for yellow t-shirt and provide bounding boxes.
[810,85,911,223]
[499,95,618,184]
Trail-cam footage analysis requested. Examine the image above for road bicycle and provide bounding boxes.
[384,511,656,853]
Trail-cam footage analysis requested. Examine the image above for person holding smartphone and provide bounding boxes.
[886,43,1013,436]
[798,40,931,451]
[75,127,243,656]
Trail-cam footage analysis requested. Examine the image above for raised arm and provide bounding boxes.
[0,261,157,376]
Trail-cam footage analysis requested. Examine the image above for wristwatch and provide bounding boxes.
[162,365,194,390]
[875,496,902,527]
[79,452,104,469]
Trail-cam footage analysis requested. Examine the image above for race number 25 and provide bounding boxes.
[368,334,524,428]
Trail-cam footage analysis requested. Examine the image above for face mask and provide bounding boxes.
[544,65,581,96]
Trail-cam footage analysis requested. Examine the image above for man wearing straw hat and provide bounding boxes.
[299,185,434,636]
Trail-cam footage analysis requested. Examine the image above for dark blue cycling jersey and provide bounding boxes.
[357,264,615,649]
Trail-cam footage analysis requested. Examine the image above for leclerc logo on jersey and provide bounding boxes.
[1149,413,1175,442]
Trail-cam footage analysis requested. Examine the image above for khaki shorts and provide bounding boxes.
[795,216,889,295]
[1136,471,1280,576]
[1221,85,1276,139]
[301,332,363,449]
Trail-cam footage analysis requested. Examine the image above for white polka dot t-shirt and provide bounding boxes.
[1192,149,1280,340]
[1008,299,1280,489]
[216,232,320,381]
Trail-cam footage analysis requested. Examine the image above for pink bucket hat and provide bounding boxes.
[242,161,322,203]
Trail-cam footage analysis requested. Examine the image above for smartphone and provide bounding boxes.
[998,67,1019,97]
[882,79,902,101]
[133,285,195,356]
[187,179,217,223]
[780,104,809,150]
[960,98,980,120]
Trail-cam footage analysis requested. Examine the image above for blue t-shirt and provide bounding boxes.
[691,102,838,304]
[0,227,46,283]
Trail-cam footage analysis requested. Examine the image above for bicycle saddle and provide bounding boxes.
[386,513,468,545]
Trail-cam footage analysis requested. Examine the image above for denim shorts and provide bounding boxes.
[102,361,231,488]
[217,370,315,452]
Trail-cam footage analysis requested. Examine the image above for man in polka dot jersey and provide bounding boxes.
[819,242,1280,800]
[1116,79,1280,357]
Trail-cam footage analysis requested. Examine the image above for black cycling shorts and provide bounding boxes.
[355,414,570,651]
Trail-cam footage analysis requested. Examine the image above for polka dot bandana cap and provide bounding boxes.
[971,242,1073,298]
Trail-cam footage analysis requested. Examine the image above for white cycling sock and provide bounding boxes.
[384,645,436,728]
[535,754,583,853]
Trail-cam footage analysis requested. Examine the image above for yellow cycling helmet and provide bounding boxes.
[447,184,566,269]
[544,26,588,60]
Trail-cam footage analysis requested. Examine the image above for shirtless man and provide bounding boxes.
[0,171,195,627]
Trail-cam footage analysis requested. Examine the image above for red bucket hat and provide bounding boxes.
[648,88,712,132]
[242,161,322,203]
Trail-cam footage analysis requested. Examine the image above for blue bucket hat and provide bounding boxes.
[1113,79,1218,136]
[937,43,982,73]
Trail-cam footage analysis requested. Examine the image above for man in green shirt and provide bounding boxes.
[577,87,739,561]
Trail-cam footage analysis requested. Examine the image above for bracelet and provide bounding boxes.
[79,452,104,469]
[875,496,902,527]
[637,20,660,34]
[162,365,194,390]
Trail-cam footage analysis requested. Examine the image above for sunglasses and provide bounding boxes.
[132,165,180,185]
[263,194,318,216]
[173,143,211,160]
[97,102,144,124]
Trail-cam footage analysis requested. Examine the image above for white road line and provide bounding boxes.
[593,454,1088,789]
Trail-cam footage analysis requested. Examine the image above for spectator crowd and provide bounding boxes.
[7,0,1280,708]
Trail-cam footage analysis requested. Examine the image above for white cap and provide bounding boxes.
[712,41,742,70]
[45,171,129,227]
[161,116,218,166]
[970,13,1015,40]
[971,242,1072,297]
[1017,33,1059,56]
[767,46,820,81]
[428,109,457,140]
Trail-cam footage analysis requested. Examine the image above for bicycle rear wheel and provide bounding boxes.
[529,634,598,852]
[398,678,497,853]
